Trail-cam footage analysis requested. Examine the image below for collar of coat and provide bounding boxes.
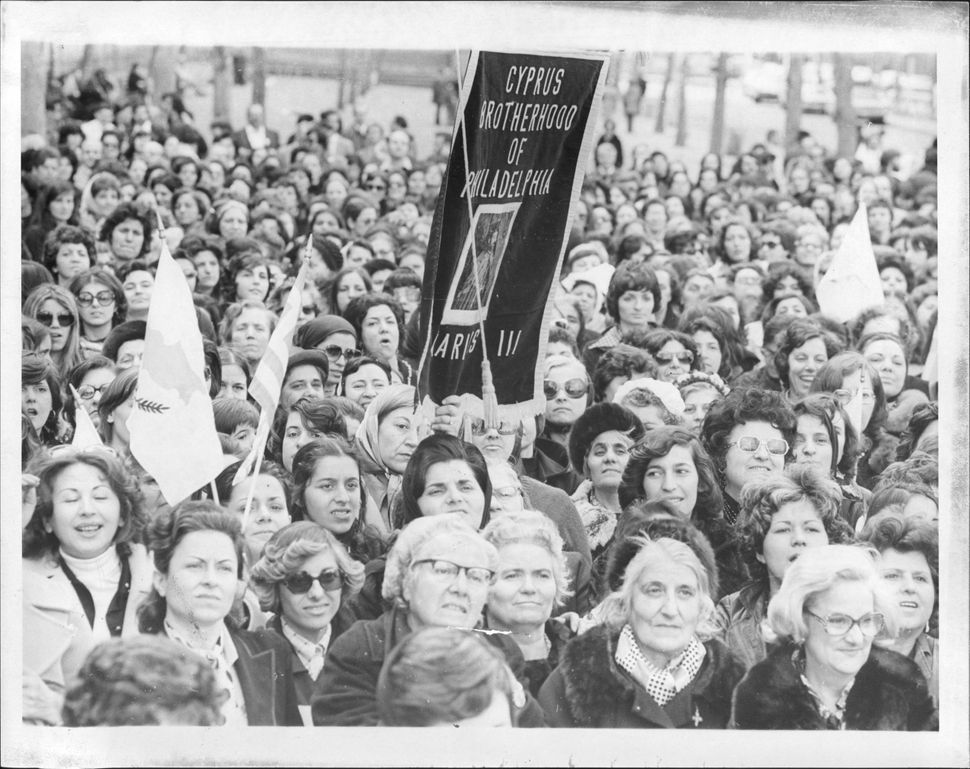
[556,624,742,727]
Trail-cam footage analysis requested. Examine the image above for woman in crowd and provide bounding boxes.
[279,350,330,409]
[639,329,702,384]
[250,521,365,723]
[62,354,116,437]
[41,224,93,289]
[99,202,152,267]
[220,243,273,307]
[677,308,743,382]
[207,199,251,243]
[481,510,576,696]
[311,514,545,726]
[700,386,796,527]
[96,368,138,460]
[138,501,303,726]
[774,318,842,402]
[859,332,930,437]
[219,300,276,369]
[272,397,348,472]
[328,266,372,316]
[862,511,939,708]
[22,351,63,448]
[619,426,746,600]
[353,383,422,536]
[539,537,745,728]
[674,371,730,437]
[215,459,293,565]
[171,188,209,236]
[344,293,415,385]
[218,346,251,401]
[714,465,854,670]
[24,283,84,378]
[69,268,126,359]
[732,544,936,730]
[340,355,392,409]
[293,314,359,396]
[22,449,151,723]
[23,180,79,261]
[118,260,155,323]
[583,262,661,372]
[186,237,225,300]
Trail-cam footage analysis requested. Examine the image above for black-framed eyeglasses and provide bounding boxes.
[76,384,110,400]
[469,417,519,436]
[655,350,694,365]
[806,610,884,638]
[36,311,74,327]
[727,436,789,455]
[411,559,494,586]
[282,568,344,594]
[322,345,360,361]
[543,378,589,400]
[76,290,115,307]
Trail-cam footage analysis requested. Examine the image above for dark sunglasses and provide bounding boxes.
[655,350,693,365]
[36,311,74,327]
[543,378,589,400]
[282,568,343,594]
[322,345,360,360]
[469,417,519,436]
[76,290,115,307]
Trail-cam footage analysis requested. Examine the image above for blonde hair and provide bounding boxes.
[481,510,572,604]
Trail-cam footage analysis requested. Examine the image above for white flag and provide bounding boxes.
[816,202,884,324]
[128,244,225,505]
[69,385,105,450]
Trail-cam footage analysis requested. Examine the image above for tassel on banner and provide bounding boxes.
[481,357,499,429]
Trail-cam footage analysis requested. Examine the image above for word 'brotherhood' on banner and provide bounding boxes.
[417,51,609,427]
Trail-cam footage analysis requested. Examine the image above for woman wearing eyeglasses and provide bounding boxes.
[249,521,365,724]
[138,501,303,726]
[24,284,84,378]
[293,315,359,396]
[732,544,936,730]
[62,355,116,437]
[69,268,126,360]
[312,514,545,726]
[639,329,702,385]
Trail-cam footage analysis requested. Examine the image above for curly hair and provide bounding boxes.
[737,464,854,584]
[481,510,572,605]
[249,521,365,614]
[700,386,797,473]
[219,243,273,304]
[895,401,939,463]
[99,202,152,259]
[343,292,406,350]
[591,344,655,403]
[773,318,845,393]
[61,636,225,726]
[677,306,744,378]
[218,300,278,347]
[619,426,723,521]
[21,351,63,445]
[270,397,347,465]
[637,328,702,374]
[567,402,645,477]
[763,261,814,301]
[22,450,145,560]
[43,224,95,278]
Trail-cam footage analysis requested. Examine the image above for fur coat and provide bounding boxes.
[731,642,937,730]
[538,624,745,729]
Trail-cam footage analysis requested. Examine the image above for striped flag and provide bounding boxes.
[128,242,225,505]
[69,384,104,450]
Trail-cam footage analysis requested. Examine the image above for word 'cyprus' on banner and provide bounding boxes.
[418,49,609,429]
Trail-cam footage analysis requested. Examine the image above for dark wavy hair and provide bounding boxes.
[138,501,246,634]
[810,351,888,441]
[619,426,724,522]
[214,458,293,519]
[737,464,854,585]
[22,351,63,445]
[69,267,128,327]
[567,402,645,477]
[343,292,406,350]
[773,318,845,390]
[220,240,273,304]
[43,224,95,278]
[269,396,347,465]
[591,344,655,403]
[62,355,115,429]
[398,434,492,530]
[763,261,814,301]
[700,386,797,475]
[605,262,661,322]
[861,510,938,606]
[793,392,862,481]
[677,305,744,378]
[896,401,939,463]
[99,202,153,259]
[638,328,702,374]
[22,450,145,560]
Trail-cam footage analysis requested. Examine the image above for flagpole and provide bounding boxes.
[209,480,220,505]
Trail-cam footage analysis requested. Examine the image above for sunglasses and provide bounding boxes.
[728,436,789,455]
[76,290,115,307]
[282,568,343,594]
[469,417,519,436]
[36,311,75,327]
[655,350,693,365]
[543,378,589,400]
[322,345,360,360]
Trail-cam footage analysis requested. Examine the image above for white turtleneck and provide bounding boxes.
[60,547,122,642]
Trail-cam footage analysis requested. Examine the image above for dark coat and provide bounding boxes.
[538,625,745,729]
[312,605,547,727]
[227,627,304,726]
[731,642,938,730]
[523,436,582,496]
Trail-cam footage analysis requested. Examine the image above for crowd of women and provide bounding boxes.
[20,71,942,730]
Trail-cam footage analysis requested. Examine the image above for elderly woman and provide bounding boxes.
[344,293,415,385]
[774,318,843,402]
[732,544,936,730]
[862,512,939,708]
[99,202,152,268]
[311,514,546,726]
[250,521,365,724]
[219,300,277,368]
[612,377,685,430]
[567,403,645,567]
[714,465,854,670]
[207,198,250,242]
[24,283,84,378]
[481,511,576,696]
[293,314,359,396]
[354,383,422,536]
[22,449,151,724]
[700,386,796,526]
[539,537,745,728]
[138,501,303,726]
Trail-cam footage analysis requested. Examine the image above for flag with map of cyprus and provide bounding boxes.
[128,243,225,505]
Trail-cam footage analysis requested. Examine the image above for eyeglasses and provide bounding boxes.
[322,345,360,361]
[727,436,789,455]
[469,417,519,436]
[806,611,884,638]
[492,484,523,501]
[543,378,589,400]
[282,568,344,594]
[654,350,694,366]
[833,388,876,405]
[36,311,75,327]
[411,559,494,586]
[76,290,115,307]
[76,384,110,400]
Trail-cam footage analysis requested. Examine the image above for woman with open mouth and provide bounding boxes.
[774,318,844,403]
[24,283,84,379]
[344,293,415,386]
[21,352,63,448]
[713,464,854,671]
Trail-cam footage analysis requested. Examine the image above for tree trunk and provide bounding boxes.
[251,47,266,107]
[22,42,48,138]
[655,52,675,134]
[337,48,348,109]
[833,53,857,159]
[710,52,729,154]
[211,47,231,123]
[784,54,804,155]
[675,54,689,147]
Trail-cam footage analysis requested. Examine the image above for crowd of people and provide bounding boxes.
[19,58,942,731]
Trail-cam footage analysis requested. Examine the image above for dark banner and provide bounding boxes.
[417,50,608,423]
